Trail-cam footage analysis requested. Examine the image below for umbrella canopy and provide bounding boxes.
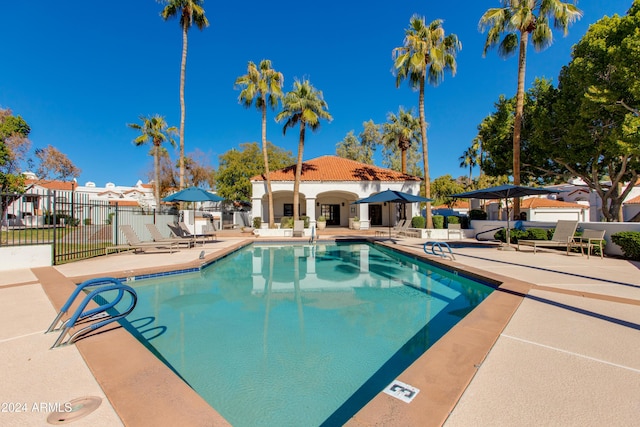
[353,189,433,205]
[449,184,560,249]
[162,187,224,203]
[449,184,559,201]
[353,189,433,238]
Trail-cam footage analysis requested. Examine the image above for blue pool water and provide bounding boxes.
[124,243,493,426]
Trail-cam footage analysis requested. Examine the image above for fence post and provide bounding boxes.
[52,190,57,262]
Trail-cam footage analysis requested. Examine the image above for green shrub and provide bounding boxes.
[280,217,293,229]
[446,215,460,225]
[432,215,444,229]
[611,231,640,260]
[494,228,528,244]
[300,215,309,228]
[469,209,487,220]
[411,216,425,229]
[83,218,92,226]
[524,228,549,240]
[252,217,261,229]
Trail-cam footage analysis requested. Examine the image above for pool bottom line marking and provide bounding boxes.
[383,380,420,403]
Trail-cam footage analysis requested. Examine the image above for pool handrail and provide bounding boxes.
[47,277,138,349]
[423,241,456,260]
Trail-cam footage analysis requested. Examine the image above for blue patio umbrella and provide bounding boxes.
[162,187,224,203]
[449,184,560,250]
[353,189,433,238]
[163,187,224,229]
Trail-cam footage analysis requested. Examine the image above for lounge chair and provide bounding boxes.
[447,223,463,240]
[517,220,578,254]
[145,223,196,248]
[569,229,606,259]
[118,225,179,253]
[292,220,305,237]
[177,222,216,245]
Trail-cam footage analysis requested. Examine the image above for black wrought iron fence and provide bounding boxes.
[1,189,163,265]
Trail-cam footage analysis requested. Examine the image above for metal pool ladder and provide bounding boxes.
[423,241,456,260]
[46,277,138,349]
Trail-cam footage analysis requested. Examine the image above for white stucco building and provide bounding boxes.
[250,156,423,229]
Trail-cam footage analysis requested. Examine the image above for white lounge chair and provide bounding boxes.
[145,223,195,248]
[118,225,179,253]
[292,220,305,237]
[517,220,578,254]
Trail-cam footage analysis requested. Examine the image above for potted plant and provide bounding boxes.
[317,216,326,230]
[352,216,360,230]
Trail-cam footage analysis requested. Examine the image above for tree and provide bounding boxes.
[184,149,215,189]
[275,79,332,220]
[357,120,380,164]
[431,174,465,207]
[160,0,209,191]
[235,59,284,229]
[459,145,479,185]
[336,121,379,164]
[128,114,177,208]
[381,107,421,174]
[216,142,294,202]
[393,14,461,229]
[479,0,582,215]
[543,2,640,221]
[34,145,81,182]
[0,108,31,194]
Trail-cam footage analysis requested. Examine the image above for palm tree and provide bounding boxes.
[393,14,461,229]
[160,0,209,190]
[381,107,421,174]
[479,0,582,215]
[275,79,332,220]
[459,145,479,185]
[235,60,284,229]
[128,115,177,208]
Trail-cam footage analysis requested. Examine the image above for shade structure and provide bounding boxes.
[162,187,224,203]
[353,189,433,238]
[449,184,560,250]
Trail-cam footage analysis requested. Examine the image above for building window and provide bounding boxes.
[283,204,293,217]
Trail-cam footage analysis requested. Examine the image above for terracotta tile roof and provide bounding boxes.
[108,200,140,207]
[434,200,470,209]
[25,178,76,191]
[251,156,421,182]
[624,194,640,205]
[521,198,587,209]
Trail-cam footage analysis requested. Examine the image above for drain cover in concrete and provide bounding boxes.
[383,380,420,403]
[47,396,102,425]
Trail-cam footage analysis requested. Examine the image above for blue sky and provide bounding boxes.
[0,1,633,187]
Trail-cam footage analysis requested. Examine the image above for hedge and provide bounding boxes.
[611,231,640,260]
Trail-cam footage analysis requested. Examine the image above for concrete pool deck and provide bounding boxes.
[1,232,639,426]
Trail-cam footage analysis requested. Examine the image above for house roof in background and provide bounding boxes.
[25,179,75,191]
[251,156,422,182]
[624,194,640,205]
[521,198,587,209]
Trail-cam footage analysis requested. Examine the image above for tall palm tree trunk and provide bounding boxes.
[179,26,188,190]
[154,144,161,208]
[512,31,528,217]
[419,78,433,229]
[262,105,275,228]
[293,123,306,220]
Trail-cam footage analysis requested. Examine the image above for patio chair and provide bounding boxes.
[178,222,215,245]
[118,225,179,254]
[517,220,578,254]
[569,229,606,259]
[145,223,195,248]
[447,223,463,240]
[292,220,305,237]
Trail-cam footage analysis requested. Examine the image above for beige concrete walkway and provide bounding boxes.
[1,234,639,426]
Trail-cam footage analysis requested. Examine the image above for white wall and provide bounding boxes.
[0,245,52,271]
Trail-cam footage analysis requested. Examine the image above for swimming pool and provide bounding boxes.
[124,242,493,426]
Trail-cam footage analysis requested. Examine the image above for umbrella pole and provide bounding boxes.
[499,197,516,251]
